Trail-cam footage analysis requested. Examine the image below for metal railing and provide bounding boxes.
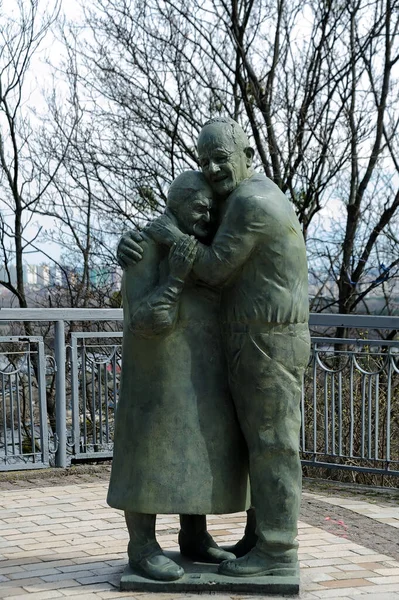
[70,331,122,461]
[301,337,399,476]
[0,335,49,469]
[0,309,398,475]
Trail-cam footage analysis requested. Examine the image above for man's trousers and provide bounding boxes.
[223,322,310,556]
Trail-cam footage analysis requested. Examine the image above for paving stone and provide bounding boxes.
[58,563,109,574]
[319,578,375,589]
[77,575,120,585]
[6,591,63,600]
[365,575,399,584]
[330,571,378,580]
[97,593,138,599]
[24,561,75,571]
[23,581,81,593]
[356,584,399,593]
[41,552,90,562]
[356,594,399,599]
[335,564,373,572]
[0,558,43,569]
[303,558,353,567]
[59,596,101,600]
[310,588,368,598]
[302,572,335,583]
[373,567,399,576]
[356,562,393,571]
[42,570,96,582]
[307,550,359,559]
[348,554,393,563]
[0,587,28,598]
[8,569,62,580]
[2,476,399,598]
[0,578,45,589]
[58,584,118,596]
[0,566,24,575]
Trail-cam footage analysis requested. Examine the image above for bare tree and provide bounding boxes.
[0,0,79,310]
[68,0,398,325]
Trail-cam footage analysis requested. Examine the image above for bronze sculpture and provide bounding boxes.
[114,117,310,583]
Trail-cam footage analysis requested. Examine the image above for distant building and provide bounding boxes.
[49,265,62,286]
[0,265,17,285]
[37,264,50,286]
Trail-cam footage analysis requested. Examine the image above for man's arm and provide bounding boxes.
[117,211,182,269]
[192,196,266,286]
[144,195,266,287]
[117,231,145,269]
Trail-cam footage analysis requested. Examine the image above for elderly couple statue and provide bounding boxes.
[107,117,310,586]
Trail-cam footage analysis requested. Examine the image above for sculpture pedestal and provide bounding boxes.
[120,551,299,595]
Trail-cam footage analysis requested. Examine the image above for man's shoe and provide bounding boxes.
[179,530,235,564]
[218,547,298,577]
[225,507,258,557]
[224,533,258,558]
[129,542,184,581]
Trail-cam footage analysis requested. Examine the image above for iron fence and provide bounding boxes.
[0,309,398,475]
[301,337,399,476]
[70,331,122,461]
[0,335,49,470]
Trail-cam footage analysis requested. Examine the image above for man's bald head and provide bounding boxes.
[198,116,250,152]
[197,117,254,198]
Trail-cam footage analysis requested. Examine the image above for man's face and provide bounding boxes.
[197,124,253,198]
[177,186,213,239]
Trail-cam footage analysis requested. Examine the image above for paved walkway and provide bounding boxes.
[1,478,399,600]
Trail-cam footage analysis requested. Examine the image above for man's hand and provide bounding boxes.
[117,231,145,270]
[169,236,198,281]
[145,213,183,247]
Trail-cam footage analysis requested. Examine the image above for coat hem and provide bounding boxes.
[107,498,250,515]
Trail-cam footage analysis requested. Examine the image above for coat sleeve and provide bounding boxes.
[123,243,184,338]
[192,195,266,286]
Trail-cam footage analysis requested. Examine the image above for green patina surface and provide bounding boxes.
[108,117,310,588]
[120,552,299,594]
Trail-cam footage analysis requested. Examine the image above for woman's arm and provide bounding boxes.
[124,237,197,338]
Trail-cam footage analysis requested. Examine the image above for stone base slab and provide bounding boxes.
[120,551,299,595]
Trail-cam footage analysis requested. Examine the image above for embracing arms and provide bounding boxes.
[145,198,263,286]
[118,196,264,288]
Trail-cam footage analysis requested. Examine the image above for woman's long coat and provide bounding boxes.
[107,236,249,514]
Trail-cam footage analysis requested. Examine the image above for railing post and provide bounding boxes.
[55,320,67,468]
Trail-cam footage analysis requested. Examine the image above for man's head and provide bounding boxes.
[167,171,213,238]
[197,117,254,198]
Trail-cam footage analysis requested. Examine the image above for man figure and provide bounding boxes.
[108,170,249,581]
[120,117,310,578]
